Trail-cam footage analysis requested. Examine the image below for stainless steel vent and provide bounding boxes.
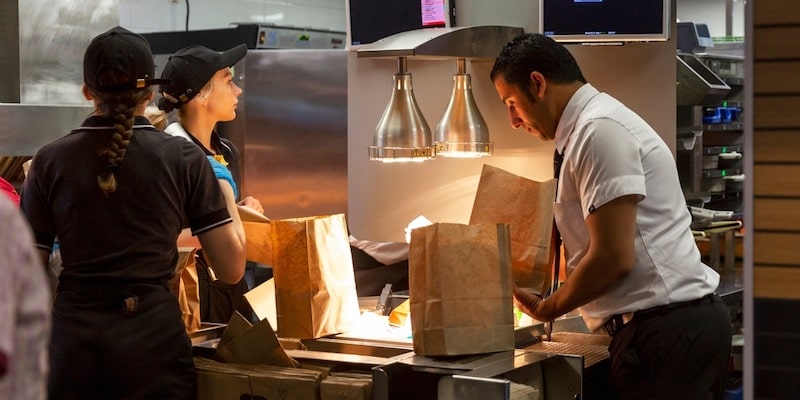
[357,25,523,60]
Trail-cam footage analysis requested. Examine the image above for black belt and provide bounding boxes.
[603,292,720,337]
[57,279,168,313]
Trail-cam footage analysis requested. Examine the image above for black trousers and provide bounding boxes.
[48,282,196,400]
[608,295,732,400]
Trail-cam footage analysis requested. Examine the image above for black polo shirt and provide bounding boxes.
[20,115,231,284]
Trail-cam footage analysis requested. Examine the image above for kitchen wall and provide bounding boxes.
[115,1,678,243]
[120,0,742,39]
[676,0,745,37]
[119,0,346,33]
[749,1,800,397]
[346,2,677,242]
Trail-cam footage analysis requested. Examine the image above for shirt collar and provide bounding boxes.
[554,83,599,155]
[80,115,155,129]
[164,122,224,157]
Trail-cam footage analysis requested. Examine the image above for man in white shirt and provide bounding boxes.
[491,33,732,399]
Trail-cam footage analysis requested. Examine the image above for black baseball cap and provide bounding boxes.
[83,26,169,92]
[158,44,247,111]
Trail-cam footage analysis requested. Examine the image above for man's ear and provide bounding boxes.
[530,71,546,97]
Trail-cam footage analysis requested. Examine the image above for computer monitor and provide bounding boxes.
[346,0,455,49]
[677,21,715,53]
[540,0,670,44]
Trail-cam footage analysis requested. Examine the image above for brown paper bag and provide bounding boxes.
[470,164,556,296]
[409,222,515,356]
[214,312,299,368]
[238,205,273,266]
[168,247,201,333]
[271,213,361,339]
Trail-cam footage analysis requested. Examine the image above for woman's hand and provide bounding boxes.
[238,196,264,215]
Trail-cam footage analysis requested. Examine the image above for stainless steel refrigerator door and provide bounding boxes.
[222,49,348,220]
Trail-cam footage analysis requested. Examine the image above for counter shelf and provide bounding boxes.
[373,349,583,400]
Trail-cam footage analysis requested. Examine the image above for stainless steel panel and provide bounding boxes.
[677,54,731,106]
[0,0,20,102]
[1,0,117,104]
[18,0,118,105]
[0,104,92,156]
[300,337,412,358]
[227,49,348,219]
[438,376,511,400]
[372,349,581,400]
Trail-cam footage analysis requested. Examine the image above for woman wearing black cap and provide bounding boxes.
[157,43,264,324]
[20,26,246,399]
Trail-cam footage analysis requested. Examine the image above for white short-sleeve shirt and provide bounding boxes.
[554,84,719,331]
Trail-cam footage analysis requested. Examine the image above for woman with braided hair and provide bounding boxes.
[20,26,246,399]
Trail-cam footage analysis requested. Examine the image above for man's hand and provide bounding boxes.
[513,284,545,321]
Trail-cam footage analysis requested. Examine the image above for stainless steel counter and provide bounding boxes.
[192,271,744,400]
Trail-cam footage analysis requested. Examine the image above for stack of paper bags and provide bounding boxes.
[320,372,373,400]
[195,357,323,400]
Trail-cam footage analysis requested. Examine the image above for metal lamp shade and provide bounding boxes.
[433,60,492,158]
[369,58,434,162]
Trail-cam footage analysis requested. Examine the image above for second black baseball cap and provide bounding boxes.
[158,44,247,111]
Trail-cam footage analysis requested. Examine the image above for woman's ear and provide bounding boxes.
[82,85,93,101]
[193,91,210,106]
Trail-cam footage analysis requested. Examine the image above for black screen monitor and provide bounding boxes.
[540,0,670,43]
[347,0,455,48]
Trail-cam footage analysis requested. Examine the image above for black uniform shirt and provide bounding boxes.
[20,115,231,284]
[182,129,242,201]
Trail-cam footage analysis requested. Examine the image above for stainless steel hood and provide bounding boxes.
[0,0,116,186]
[356,25,524,60]
[676,53,731,106]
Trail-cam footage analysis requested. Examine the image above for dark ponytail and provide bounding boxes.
[88,70,152,197]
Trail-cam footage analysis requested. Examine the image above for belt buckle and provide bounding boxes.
[603,315,619,336]
[603,313,631,337]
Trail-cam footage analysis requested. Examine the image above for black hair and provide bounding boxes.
[490,33,587,91]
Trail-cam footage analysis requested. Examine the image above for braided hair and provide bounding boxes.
[87,69,152,197]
